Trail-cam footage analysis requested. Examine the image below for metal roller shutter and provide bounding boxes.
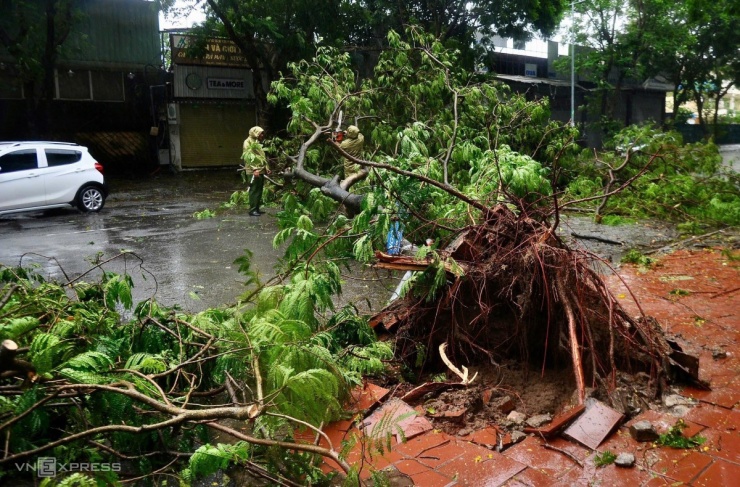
[180,104,256,168]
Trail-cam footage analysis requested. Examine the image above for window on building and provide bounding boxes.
[57,70,92,100]
[91,71,124,101]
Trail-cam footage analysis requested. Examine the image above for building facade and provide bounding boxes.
[0,0,163,173]
[487,38,672,147]
[167,34,258,170]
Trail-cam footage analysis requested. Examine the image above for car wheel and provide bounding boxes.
[76,185,105,212]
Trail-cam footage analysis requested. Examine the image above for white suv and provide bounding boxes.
[0,141,108,216]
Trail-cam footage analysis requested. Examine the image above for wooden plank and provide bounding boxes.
[373,251,467,274]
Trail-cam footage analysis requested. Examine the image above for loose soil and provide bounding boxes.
[416,363,576,436]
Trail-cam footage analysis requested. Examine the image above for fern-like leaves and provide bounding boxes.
[183,442,251,480]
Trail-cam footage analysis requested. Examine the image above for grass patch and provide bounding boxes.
[669,288,691,296]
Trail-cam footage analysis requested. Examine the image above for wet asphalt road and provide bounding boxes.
[0,170,285,312]
[0,169,395,314]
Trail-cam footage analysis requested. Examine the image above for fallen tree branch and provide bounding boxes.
[542,443,584,467]
[0,284,18,310]
[0,380,352,475]
[374,251,468,274]
[557,276,586,404]
[558,151,660,212]
[285,119,490,215]
[570,232,623,246]
[400,381,466,403]
[206,421,352,475]
[711,286,740,299]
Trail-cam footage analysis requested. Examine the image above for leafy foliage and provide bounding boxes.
[0,255,391,484]
[656,419,707,449]
[563,124,740,227]
[621,249,656,267]
[39,473,98,487]
[193,208,216,219]
[183,442,251,480]
[594,450,617,467]
[269,27,578,262]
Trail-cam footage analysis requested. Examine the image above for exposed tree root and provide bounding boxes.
[371,204,691,406]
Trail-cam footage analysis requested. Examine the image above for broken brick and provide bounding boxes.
[563,399,624,449]
[523,404,585,438]
[628,420,659,442]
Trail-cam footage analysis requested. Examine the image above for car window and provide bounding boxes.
[0,149,38,173]
[45,149,82,166]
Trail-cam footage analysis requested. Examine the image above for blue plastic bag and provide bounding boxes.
[386,220,404,255]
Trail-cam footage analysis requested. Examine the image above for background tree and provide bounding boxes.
[634,0,739,135]
[568,0,740,138]
[180,0,568,130]
[353,0,567,66]
[0,0,79,135]
[567,0,645,132]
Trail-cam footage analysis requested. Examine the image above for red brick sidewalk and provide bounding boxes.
[312,249,739,486]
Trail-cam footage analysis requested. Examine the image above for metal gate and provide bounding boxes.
[179,103,256,168]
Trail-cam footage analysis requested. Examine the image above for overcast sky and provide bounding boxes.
[159,0,206,30]
[157,0,567,54]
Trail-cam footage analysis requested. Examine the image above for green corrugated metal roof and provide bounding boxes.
[66,0,161,67]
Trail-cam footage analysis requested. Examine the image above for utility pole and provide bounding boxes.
[571,0,575,127]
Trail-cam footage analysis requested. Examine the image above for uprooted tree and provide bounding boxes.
[270,26,693,400]
[0,27,701,486]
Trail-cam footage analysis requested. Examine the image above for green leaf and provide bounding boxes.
[0,316,40,340]
[124,353,168,374]
[59,368,112,385]
[62,351,114,372]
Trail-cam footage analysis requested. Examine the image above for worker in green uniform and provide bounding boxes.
[340,125,365,179]
[241,126,270,216]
